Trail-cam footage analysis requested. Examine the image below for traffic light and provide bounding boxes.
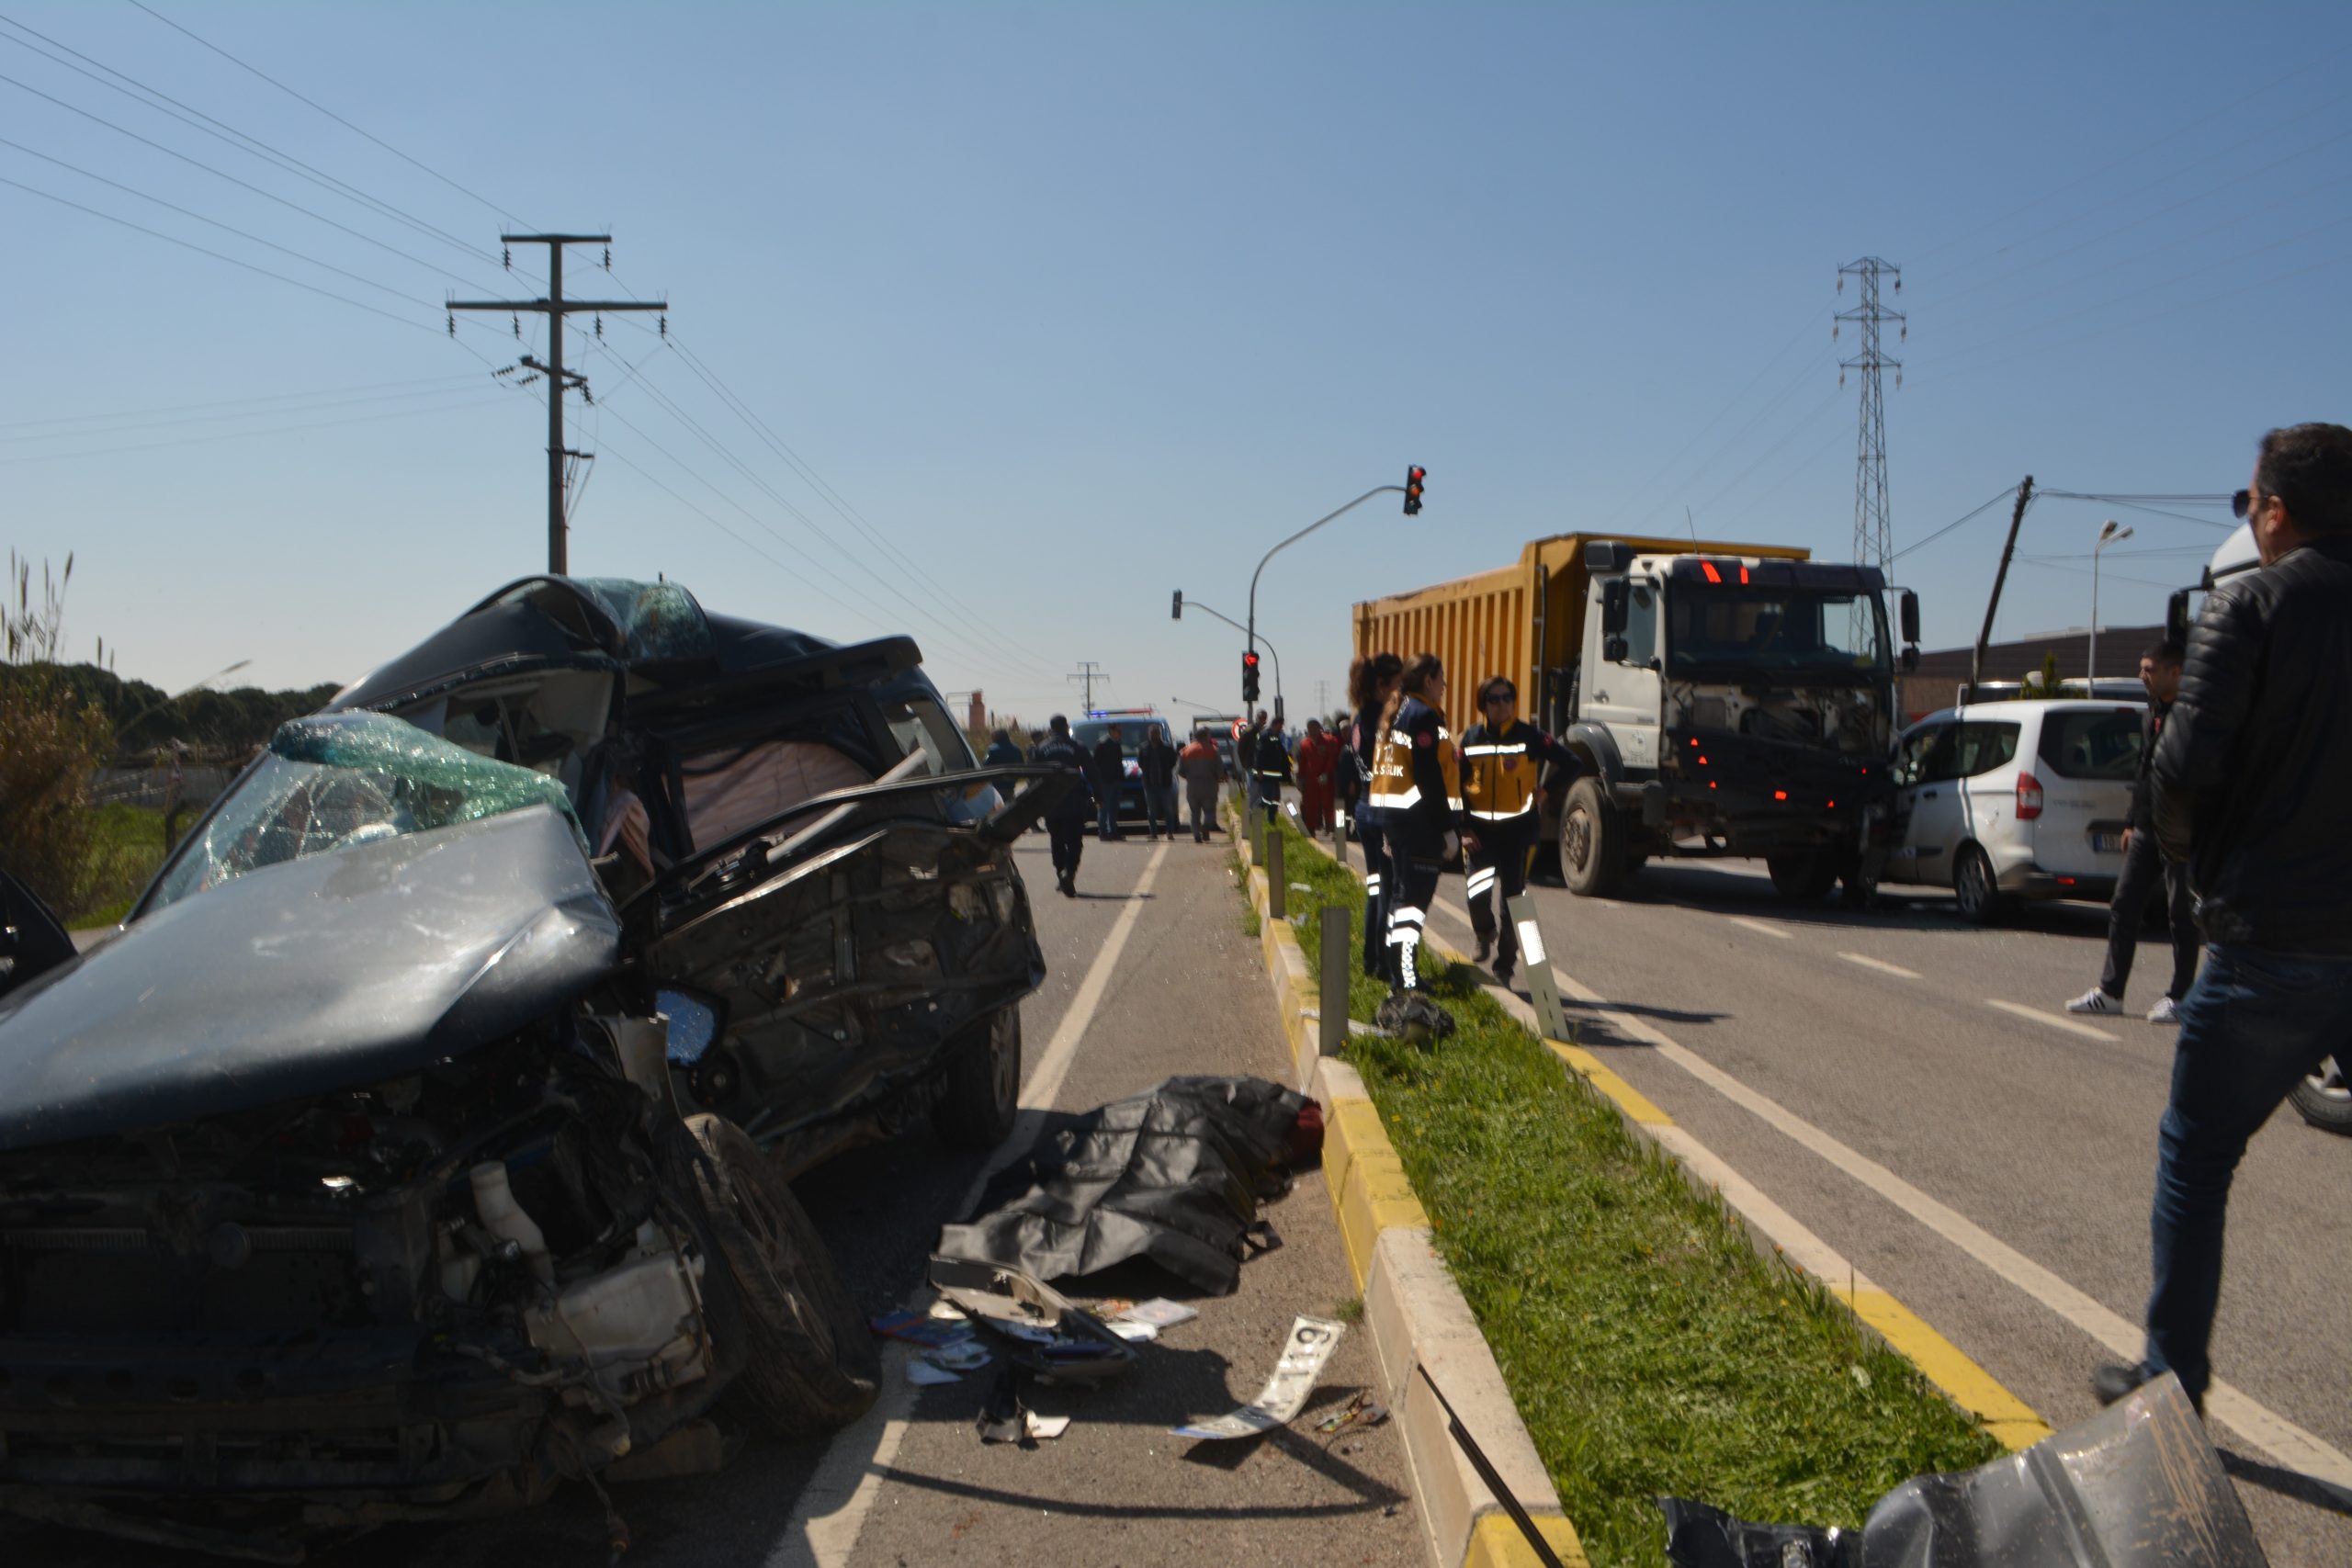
[1242,649,1261,705]
[1404,466,1427,516]
[1171,590,1183,620]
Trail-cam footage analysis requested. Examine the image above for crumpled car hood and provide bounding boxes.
[0,805,621,1153]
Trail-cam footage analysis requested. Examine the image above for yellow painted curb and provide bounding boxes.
[1833,1286,2053,1450]
[1546,1041,1674,1127]
[1464,1511,1589,1568]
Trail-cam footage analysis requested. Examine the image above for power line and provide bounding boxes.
[0,171,435,331]
[0,378,491,445]
[0,134,434,305]
[0,373,477,430]
[0,10,500,268]
[0,68,488,288]
[125,0,526,228]
[0,388,510,464]
[1894,485,2041,562]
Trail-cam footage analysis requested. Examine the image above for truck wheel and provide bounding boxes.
[2290,1056,2352,1135]
[1952,844,2007,926]
[1560,777,1625,897]
[1766,852,1838,901]
[687,1115,879,1437]
[932,1006,1022,1150]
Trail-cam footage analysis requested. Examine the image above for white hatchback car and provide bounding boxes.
[1884,698,2146,923]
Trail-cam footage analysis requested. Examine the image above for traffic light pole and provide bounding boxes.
[1244,482,1408,716]
[1176,595,1282,712]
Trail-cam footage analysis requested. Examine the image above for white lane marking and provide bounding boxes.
[1984,998,2118,1042]
[1838,952,1921,980]
[1421,892,2352,1490]
[1727,916,1793,941]
[774,841,1172,1568]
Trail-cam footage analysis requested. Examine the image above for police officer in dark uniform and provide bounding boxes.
[1034,715,1095,897]
[1347,653,1403,979]
[1367,653,1463,993]
[1458,675,1577,988]
[1250,716,1293,811]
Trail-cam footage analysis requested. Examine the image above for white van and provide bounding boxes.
[1883,698,2146,923]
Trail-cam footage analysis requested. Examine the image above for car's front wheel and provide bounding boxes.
[1953,844,2006,926]
[687,1115,878,1437]
[2290,1055,2352,1135]
[932,1006,1023,1150]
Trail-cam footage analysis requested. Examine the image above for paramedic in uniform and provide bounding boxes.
[1348,653,1404,981]
[1367,653,1464,993]
[1457,675,1577,988]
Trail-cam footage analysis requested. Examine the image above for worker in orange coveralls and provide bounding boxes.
[1295,716,1341,834]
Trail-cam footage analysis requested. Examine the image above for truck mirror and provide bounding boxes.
[1603,634,1630,663]
[1600,578,1630,637]
[1899,590,1920,646]
[2166,589,2191,645]
[1902,646,1919,673]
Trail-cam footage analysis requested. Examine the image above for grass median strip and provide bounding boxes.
[1256,816,2002,1567]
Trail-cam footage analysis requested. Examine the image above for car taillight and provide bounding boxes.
[2016,772,2044,820]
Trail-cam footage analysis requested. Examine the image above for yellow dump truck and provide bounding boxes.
[1352,534,1920,901]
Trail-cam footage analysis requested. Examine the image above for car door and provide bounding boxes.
[627,648,1069,1155]
[1585,578,1664,770]
[1888,722,1956,885]
[2030,705,2143,881]
[1950,719,2024,869]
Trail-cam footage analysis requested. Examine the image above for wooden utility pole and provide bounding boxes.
[447,235,665,574]
[1965,476,2034,705]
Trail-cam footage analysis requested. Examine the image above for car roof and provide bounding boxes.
[1906,697,2146,730]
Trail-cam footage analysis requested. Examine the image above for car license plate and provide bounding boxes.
[2092,831,2122,853]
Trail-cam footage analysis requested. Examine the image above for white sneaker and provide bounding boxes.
[2146,996,2181,1025]
[2065,987,2121,1015]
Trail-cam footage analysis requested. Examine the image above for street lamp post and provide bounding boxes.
[2089,519,2133,693]
[1243,479,1416,716]
[1173,594,1281,714]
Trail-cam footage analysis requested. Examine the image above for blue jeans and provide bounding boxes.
[1144,783,1177,838]
[2143,942,2352,1402]
[1096,794,1121,838]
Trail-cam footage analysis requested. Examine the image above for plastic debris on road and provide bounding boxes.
[1658,1372,2265,1568]
[1107,1320,1158,1343]
[906,1359,963,1386]
[1170,1314,1346,1441]
[1374,991,1455,1043]
[1120,1298,1199,1330]
[928,1255,1137,1383]
[1314,1391,1389,1434]
[871,1311,979,1350]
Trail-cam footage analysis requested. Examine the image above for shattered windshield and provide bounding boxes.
[574,578,713,662]
[146,713,584,913]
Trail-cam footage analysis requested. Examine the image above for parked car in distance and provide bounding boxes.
[1883,698,2145,924]
[1070,713,1174,826]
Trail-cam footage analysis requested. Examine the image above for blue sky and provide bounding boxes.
[6,3,2346,725]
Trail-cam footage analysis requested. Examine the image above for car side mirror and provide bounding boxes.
[1600,578,1630,637]
[1899,589,1920,646]
[2166,589,2191,645]
[1603,635,1630,663]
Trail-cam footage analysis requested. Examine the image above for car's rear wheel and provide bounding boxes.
[932,1006,1023,1150]
[687,1115,878,1436]
[2290,1055,2352,1135]
[1953,844,2006,926]
[1766,852,1839,902]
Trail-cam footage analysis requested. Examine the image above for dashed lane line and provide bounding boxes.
[1839,952,1921,980]
[773,840,1172,1568]
[1423,892,2352,1491]
[1726,915,1793,940]
[1984,998,2119,1043]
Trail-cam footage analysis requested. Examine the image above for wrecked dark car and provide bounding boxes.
[0,578,1067,1560]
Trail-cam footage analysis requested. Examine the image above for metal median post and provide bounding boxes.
[1319,905,1349,1057]
[1267,822,1286,921]
[1504,892,1574,1043]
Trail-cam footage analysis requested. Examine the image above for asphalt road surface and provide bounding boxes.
[1427,855,2351,1566]
[8,832,1422,1568]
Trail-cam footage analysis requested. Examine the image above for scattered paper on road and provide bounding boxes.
[1170,1314,1346,1440]
[1025,1413,1070,1440]
[1107,1320,1159,1343]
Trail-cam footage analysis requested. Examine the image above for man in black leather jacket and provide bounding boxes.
[2093,423,2352,1416]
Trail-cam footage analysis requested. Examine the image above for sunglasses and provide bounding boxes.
[2233,489,2254,519]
